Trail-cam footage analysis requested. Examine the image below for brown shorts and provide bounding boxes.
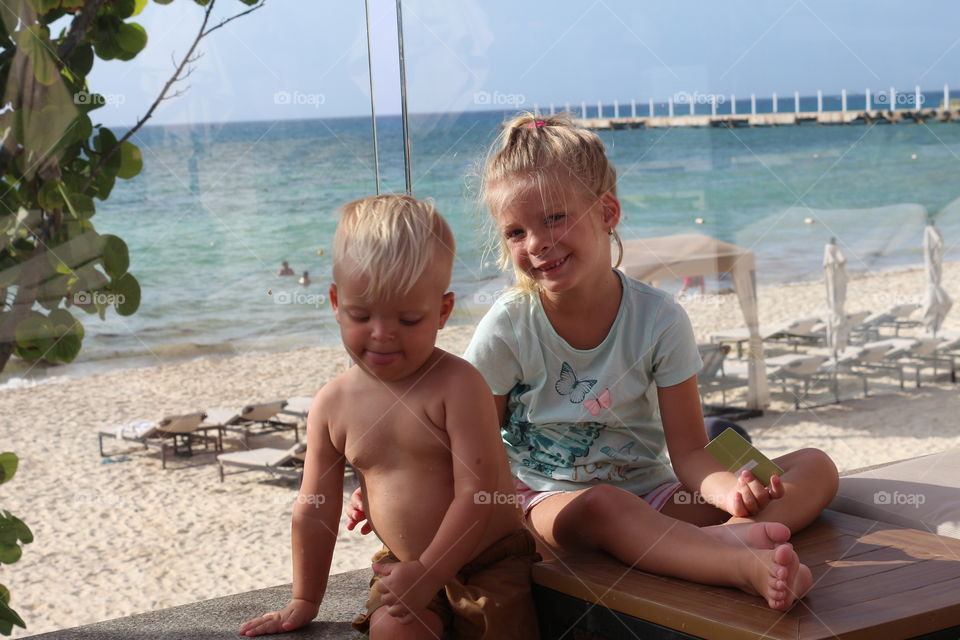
[352,528,540,639]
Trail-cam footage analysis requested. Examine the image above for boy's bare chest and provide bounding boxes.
[333,397,451,471]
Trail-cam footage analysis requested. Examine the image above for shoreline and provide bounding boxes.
[3,259,954,391]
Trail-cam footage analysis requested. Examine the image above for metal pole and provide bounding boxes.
[841,88,847,114]
[794,90,799,114]
[396,0,412,195]
[915,85,921,110]
[890,86,896,111]
[817,89,822,113]
[631,99,636,118]
[363,0,380,194]
[750,93,756,115]
[668,96,673,117]
[866,87,871,111]
[581,101,587,118]
[597,100,602,118]
[772,92,778,113]
[731,94,736,115]
[648,97,654,117]
[614,100,619,118]
[944,84,949,111]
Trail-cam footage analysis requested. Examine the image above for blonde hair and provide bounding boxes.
[479,112,623,295]
[333,194,455,300]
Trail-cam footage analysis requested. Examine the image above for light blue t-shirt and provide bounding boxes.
[464,270,703,495]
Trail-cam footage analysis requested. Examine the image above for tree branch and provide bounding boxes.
[56,0,110,65]
[203,1,264,37]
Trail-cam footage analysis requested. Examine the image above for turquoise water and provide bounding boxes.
[6,108,960,382]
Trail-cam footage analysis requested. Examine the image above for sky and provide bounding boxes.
[86,0,960,126]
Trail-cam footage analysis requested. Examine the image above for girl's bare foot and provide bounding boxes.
[705,521,791,550]
[738,543,813,610]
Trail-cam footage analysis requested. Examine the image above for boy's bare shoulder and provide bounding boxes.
[308,368,358,416]
[429,348,489,389]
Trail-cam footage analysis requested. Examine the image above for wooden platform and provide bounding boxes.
[532,510,960,639]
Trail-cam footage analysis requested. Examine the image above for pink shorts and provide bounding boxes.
[512,478,684,516]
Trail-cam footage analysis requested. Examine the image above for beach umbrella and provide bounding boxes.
[823,237,849,359]
[922,222,952,336]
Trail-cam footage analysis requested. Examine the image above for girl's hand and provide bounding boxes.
[345,486,372,535]
[725,470,784,517]
[372,560,439,623]
[238,598,320,636]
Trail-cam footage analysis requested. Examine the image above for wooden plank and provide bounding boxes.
[798,577,960,639]
[806,558,960,611]
[810,545,926,588]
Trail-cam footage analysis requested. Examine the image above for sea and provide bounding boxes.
[4,97,960,385]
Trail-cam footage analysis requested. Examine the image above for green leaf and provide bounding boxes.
[0,583,8,604]
[116,142,142,179]
[94,170,116,200]
[0,595,25,630]
[111,272,140,316]
[132,0,148,14]
[0,453,17,485]
[101,234,129,278]
[15,26,58,86]
[62,191,96,220]
[116,22,147,54]
[0,542,22,565]
[70,44,95,77]
[37,181,64,211]
[154,0,175,4]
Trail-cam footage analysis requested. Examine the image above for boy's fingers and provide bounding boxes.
[361,522,373,535]
[372,562,392,576]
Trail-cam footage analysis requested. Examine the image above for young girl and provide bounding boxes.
[351,113,838,611]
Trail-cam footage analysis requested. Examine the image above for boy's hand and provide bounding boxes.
[725,470,784,517]
[238,598,319,636]
[345,486,372,535]
[372,560,441,623]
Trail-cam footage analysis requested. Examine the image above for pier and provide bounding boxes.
[528,85,960,130]
[573,107,959,130]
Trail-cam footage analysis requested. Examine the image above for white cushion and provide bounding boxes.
[830,450,960,539]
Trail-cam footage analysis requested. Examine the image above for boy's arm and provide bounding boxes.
[658,377,781,517]
[239,391,345,636]
[291,395,345,603]
[375,364,501,612]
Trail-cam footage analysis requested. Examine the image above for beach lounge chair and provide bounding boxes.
[205,400,300,447]
[696,344,750,407]
[868,337,955,386]
[725,353,828,408]
[710,316,821,358]
[96,412,224,469]
[217,441,306,482]
[854,303,921,339]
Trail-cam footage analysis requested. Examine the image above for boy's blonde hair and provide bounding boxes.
[480,112,622,295]
[333,194,455,300]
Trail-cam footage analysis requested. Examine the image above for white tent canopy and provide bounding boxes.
[617,233,769,409]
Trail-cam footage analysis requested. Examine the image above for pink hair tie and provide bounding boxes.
[527,120,547,128]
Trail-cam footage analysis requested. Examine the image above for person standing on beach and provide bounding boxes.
[350,113,838,610]
[239,195,539,639]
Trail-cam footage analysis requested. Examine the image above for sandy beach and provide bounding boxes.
[2,263,959,637]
